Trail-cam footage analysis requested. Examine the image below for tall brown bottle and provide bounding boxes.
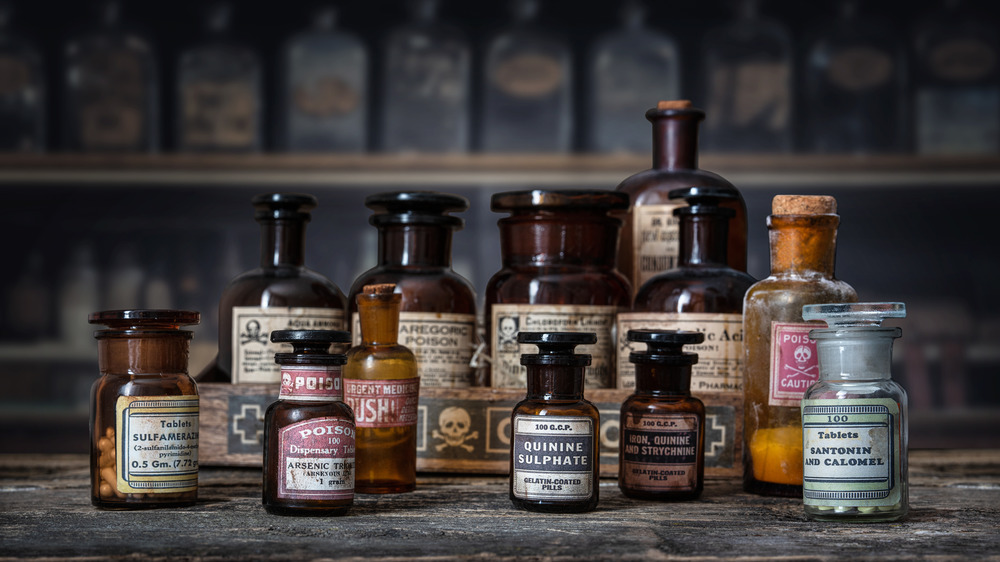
[344,283,419,493]
[615,100,747,298]
[348,191,477,388]
[743,195,857,497]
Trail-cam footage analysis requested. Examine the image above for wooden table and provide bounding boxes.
[1,451,998,560]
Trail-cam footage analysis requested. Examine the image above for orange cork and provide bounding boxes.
[657,100,693,110]
[772,195,837,215]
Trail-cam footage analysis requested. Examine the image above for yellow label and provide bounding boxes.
[115,395,199,494]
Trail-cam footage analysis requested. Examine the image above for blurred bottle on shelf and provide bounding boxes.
[63,0,158,152]
[702,0,793,153]
[586,0,680,153]
[59,242,100,351]
[802,0,907,154]
[177,3,262,152]
[913,0,1000,155]
[105,242,144,311]
[380,0,470,153]
[480,0,573,153]
[0,2,44,152]
[142,247,173,310]
[6,250,50,341]
[279,6,368,152]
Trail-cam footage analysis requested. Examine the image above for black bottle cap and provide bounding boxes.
[668,186,737,218]
[366,191,468,229]
[272,329,351,366]
[518,332,595,367]
[627,329,703,366]
[252,193,317,221]
[491,190,629,213]
[89,309,200,337]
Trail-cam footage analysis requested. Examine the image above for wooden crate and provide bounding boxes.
[199,383,742,478]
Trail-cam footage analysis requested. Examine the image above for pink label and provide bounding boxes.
[343,378,420,428]
[278,417,355,500]
[279,367,343,401]
[768,322,822,407]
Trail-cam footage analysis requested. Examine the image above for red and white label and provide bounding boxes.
[769,322,822,407]
[343,378,420,428]
[279,366,343,401]
[278,417,355,500]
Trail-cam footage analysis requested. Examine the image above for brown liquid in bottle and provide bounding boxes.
[344,283,419,493]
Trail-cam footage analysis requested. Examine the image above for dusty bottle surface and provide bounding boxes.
[263,329,355,516]
[615,100,747,299]
[344,283,419,493]
[743,195,857,497]
[198,193,347,384]
[349,191,477,388]
[484,189,631,389]
[801,303,908,522]
[510,332,600,513]
[89,310,200,509]
[619,330,705,500]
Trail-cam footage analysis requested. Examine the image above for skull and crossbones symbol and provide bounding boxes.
[431,406,479,452]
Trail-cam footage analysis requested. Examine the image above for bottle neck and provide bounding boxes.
[651,114,700,170]
[634,364,692,395]
[379,224,453,268]
[814,331,898,381]
[357,293,401,345]
[767,215,839,277]
[526,364,585,400]
[499,213,620,268]
[678,214,729,267]
[260,219,306,268]
[96,334,191,375]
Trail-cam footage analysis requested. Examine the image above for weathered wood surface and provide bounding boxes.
[1,451,998,560]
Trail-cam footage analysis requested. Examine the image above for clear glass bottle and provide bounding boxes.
[479,0,573,152]
[344,283,419,493]
[485,190,631,389]
[63,0,158,152]
[510,332,599,513]
[701,0,793,153]
[177,2,262,152]
[616,100,748,297]
[380,0,470,152]
[279,6,368,152]
[0,1,44,151]
[619,329,705,500]
[349,192,477,388]
[263,329,355,516]
[800,303,908,522]
[912,0,999,155]
[198,193,347,384]
[89,310,200,509]
[743,195,857,497]
[586,0,680,153]
[801,0,907,154]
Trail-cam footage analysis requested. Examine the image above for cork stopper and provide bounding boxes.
[772,195,837,215]
[362,283,395,295]
[657,100,692,110]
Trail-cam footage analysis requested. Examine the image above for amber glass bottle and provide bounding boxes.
[263,330,355,516]
[349,191,477,388]
[199,193,347,384]
[510,332,600,513]
[615,100,747,297]
[743,195,857,497]
[89,310,200,509]
[344,283,419,493]
[619,329,705,500]
[485,189,631,389]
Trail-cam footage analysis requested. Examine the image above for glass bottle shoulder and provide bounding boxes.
[635,266,755,312]
[745,274,856,313]
[617,168,736,202]
[513,398,599,418]
[93,372,197,398]
[223,267,346,309]
[350,268,476,314]
[804,378,907,403]
[343,345,417,380]
[266,398,354,425]
[487,267,631,306]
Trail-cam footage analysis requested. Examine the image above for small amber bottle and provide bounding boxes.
[89,310,200,509]
[263,330,355,516]
[344,283,419,493]
[510,332,600,513]
[619,330,705,501]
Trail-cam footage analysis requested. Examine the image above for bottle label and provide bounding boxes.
[181,80,258,149]
[231,306,345,384]
[706,61,790,131]
[115,395,199,494]
[351,312,477,388]
[279,366,343,401]
[928,38,997,82]
[79,51,146,149]
[294,76,360,117]
[492,54,564,98]
[343,377,420,428]
[511,415,594,501]
[616,312,744,392]
[490,304,617,389]
[827,47,892,92]
[278,417,355,500]
[768,322,822,407]
[620,412,700,492]
[631,203,683,293]
[801,399,901,507]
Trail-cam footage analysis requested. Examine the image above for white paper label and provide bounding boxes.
[232,306,345,384]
